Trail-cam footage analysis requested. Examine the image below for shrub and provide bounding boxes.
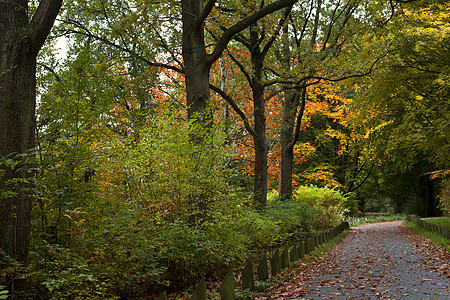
[293,185,347,228]
[265,193,318,241]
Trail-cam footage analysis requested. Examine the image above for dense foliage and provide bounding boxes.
[1,0,448,298]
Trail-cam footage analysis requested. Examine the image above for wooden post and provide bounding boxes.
[159,291,167,300]
[280,247,290,269]
[220,269,234,300]
[257,253,269,281]
[298,240,305,259]
[191,278,206,300]
[271,249,281,275]
[242,260,255,291]
[289,245,297,263]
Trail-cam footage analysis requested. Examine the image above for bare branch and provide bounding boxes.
[262,5,293,58]
[197,0,217,26]
[290,86,306,148]
[39,63,62,82]
[227,50,253,89]
[63,19,184,74]
[308,51,390,82]
[207,0,298,65]
[210,84,257,138]
[349,163,375,193]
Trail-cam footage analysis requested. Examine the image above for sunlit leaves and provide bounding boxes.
[351,1,450,170]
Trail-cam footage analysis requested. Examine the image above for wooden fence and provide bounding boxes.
[406,215,450,240]
[158,221,350,300]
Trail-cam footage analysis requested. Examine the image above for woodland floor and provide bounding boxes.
[268,221,449,300]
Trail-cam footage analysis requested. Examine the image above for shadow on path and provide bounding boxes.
[269,221,449,299]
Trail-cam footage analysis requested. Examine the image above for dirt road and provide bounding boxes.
[269,221,449,299]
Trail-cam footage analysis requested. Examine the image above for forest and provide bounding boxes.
[0,0,448,298]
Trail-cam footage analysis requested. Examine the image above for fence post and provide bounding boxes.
[159,291,167,300]
[304,237,310,254]
[242,260,255,291]
[257,253,269,281]
[191,278,206,300]
[280,247,290,269]
[271,249,281,275]
[298,240,305,259]
[220,269,234,300]
[289,245,297,263]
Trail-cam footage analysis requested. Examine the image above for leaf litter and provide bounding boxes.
[268,221,449,299]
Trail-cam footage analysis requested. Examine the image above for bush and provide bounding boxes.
[265,193,318,241]
[293,185,347,228]
[30,205,168,298]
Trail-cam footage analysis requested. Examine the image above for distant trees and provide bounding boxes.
[349,0,449,215]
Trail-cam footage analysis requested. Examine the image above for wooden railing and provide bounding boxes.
[158,221,350,300]
[406,215,450,240]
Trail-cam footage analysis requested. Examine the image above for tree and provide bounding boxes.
[182,0,298,135]
[276,0,400,200]
[0,0,63,294]
[349,0,449,215]
[208,4,293,208]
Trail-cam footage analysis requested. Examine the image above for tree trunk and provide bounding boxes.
[182,0,212,124]
[426,176,435,217]
[0,0,62,293]
[0,1,35,267]
[250,31,268,209]
[279,91,298,200]
[278,20,299,201]
[253,80,267,209]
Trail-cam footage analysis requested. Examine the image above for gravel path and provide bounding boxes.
[269,221,449,299]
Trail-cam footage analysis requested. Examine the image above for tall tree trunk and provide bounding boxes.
[250,25,268,209]
[278,20,304,201]
[279,90,298,200]
[0,0,62,293]
[426,176,435,217]
[252,72,267,209]
[0,1,34,266]
[182,0,211,123]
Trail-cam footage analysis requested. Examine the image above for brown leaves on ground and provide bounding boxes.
[268,221,449,299]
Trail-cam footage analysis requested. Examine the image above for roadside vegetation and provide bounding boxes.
[1,0,448,299]
[403,220,450,252]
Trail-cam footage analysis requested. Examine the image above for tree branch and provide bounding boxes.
[227,50,253,89]
[349,163,374,193]
[63,19,184,74]
[209,84,257,138]
[39,63,62,82]
[28,0,63,55]
[261,5,293,58]
[308,51,390,82]
[289,86,306,149]
[196,0,217,26]
[207,0,298,66]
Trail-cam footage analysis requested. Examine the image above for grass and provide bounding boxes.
[403,221,450,252]
[347,214,405,226]
[422,216,450,230]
